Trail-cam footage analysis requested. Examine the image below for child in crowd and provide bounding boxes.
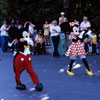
[88,41,92,55]
[91,30,97,55]
[43,21,50,46]
[84,36,90,54]
[34,30,45,55]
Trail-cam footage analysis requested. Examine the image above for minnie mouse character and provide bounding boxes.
[65,25,93,76]
[14,30,43,91]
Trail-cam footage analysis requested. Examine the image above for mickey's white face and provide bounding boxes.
[22,31,34,47]
[23,31,30,39]
[73,26,80,35]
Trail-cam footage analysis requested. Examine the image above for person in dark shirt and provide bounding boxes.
[60,21,70,34]
[8,23,19,52]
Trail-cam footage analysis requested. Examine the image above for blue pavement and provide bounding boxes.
[0,52,100,100]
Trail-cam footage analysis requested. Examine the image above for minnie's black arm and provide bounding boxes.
[72,37,80,42]
[80,34,89,42]
[72,35,88,42]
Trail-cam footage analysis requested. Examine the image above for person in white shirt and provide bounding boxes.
[59,12,68,25]
[29,22,35,36]
[80,16,91,31]
[15,20,23,30]
[0,20,10,52]
[24,21,35,37]
[50,20,61,57]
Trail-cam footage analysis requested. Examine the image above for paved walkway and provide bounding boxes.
[0,53,100,100]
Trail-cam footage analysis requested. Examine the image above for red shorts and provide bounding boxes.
[14,53,39,84]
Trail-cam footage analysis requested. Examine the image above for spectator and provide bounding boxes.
[84,36,91,55]
[15,20,23,30]
[49,21,54,28]
[8,23,19,52]
[43,21,50,45]
[59,12,68,25]
[34,30,45,55]
[80,16,91,31]
[33,28,38,42]
[24,21,35,37]
[11,19,15,24]
[60,20,70,34]
[50,20,61,57]
[83,27,92,55]
[0,20,10,52]
[91,30,97,55]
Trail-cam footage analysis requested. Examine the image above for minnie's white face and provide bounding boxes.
[73,26,80,35]
[23,31,30,39]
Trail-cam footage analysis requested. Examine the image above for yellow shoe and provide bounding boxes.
[86,69,93,76]
[67,70,75,76]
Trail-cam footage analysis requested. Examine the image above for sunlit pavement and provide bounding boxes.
[0,52,100,100]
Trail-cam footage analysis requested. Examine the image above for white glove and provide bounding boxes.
[79,31,85,39]
[24,38,34,47]
[86,30,92,35]
[8,40,15,47]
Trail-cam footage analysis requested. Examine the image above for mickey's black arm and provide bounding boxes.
[17,41,27,52]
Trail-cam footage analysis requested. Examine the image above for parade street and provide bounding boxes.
[0,53,100,100]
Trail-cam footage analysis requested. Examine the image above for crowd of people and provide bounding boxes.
[0,12,100,57]
[79,16,100,55]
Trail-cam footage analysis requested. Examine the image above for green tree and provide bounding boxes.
[69,0,100,32]
[1,0,100,32]
[0,0,63,28]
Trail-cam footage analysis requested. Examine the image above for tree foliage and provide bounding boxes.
[69,0,100,32]
[0,0,100,31]
[0,0,63,28]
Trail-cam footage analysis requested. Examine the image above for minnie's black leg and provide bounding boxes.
[82,58,90,71]
[68,60,75,72]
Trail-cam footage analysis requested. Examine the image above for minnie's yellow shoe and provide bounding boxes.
[86,69,93,76]
[67,70,75,76]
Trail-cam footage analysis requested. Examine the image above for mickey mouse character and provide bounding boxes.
[14,30,43,91]
[65,25,93,76]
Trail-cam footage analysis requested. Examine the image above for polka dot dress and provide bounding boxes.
[65,32,86,56]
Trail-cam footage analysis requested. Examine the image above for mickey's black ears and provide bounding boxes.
[17,28,27,39]
[22,31,30,38]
